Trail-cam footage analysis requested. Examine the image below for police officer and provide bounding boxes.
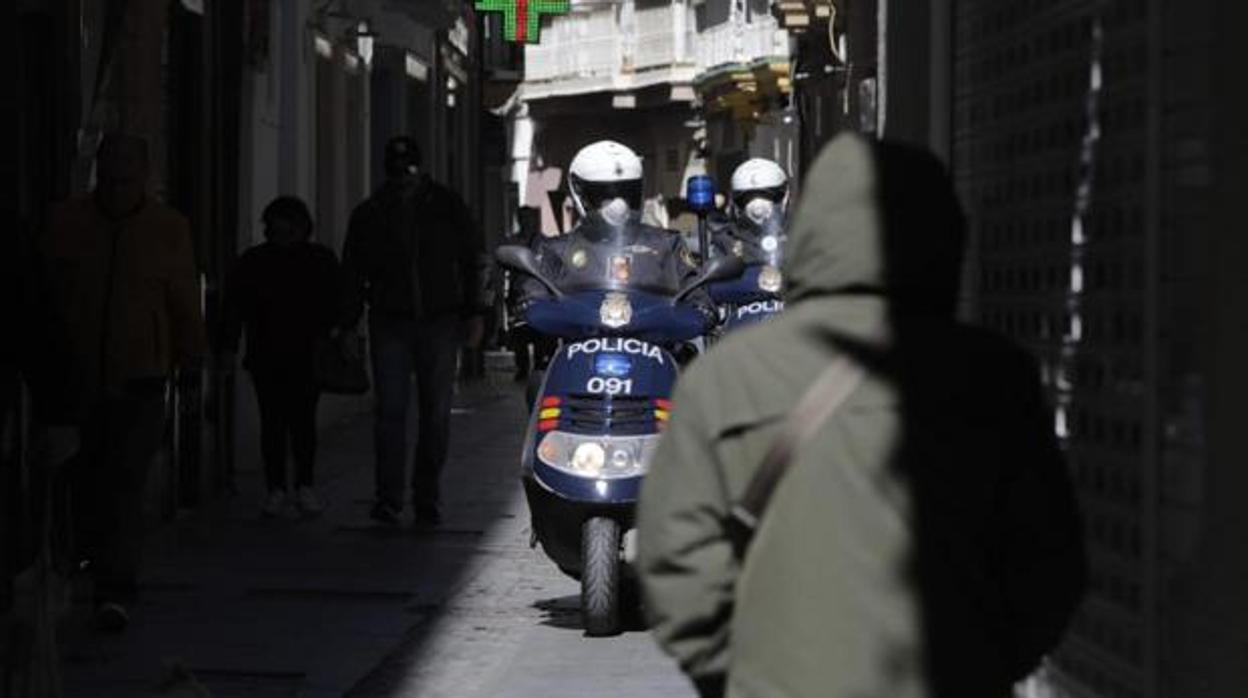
[712,158,790,266]
[340,136,487,527]
[523,140,708,308]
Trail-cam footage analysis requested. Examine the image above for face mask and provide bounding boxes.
[744,198,775,226]
[599,198,631,227]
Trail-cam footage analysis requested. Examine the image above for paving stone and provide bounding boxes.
[60,380,692,697]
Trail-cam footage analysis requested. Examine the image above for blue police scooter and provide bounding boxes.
[495,244,742,636]
[684,174,785,336]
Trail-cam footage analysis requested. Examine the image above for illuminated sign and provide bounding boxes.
[475,0,570,44]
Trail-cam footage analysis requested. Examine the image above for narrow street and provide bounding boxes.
[60,371,691,697]
[12,1,1248,696]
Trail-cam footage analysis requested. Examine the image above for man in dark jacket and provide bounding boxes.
[637,134,1086,698]
[340,136,486,526]
[43,133,207,629]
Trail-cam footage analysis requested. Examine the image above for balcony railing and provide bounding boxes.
[696,17,789,74]
[524,2,696,97]
[521,3,789,100]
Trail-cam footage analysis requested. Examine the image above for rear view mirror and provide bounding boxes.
[674,254,745,304]
[496,245,562,298]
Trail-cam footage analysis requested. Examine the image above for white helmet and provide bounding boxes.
[568,140,644,227]
[730,158,789,227]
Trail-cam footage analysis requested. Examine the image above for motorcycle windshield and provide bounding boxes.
[554,218,688,297]
[729,215,786,268]
[710,216,787,303]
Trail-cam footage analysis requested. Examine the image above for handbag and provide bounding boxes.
[314,332,371,395]
[725,355,865,556]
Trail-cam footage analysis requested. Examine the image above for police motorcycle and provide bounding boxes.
[497,141,742,636]
[496,243,739,635]
[707,158,790,334]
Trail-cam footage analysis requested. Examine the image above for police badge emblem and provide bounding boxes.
[732,240,745,257]
[609,254,632,283]
[570,248,589,268]
[599,291,633,328]
[758,264,783,293]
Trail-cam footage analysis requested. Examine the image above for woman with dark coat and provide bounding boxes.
[221,197,340,517]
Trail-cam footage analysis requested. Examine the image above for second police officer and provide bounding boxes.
[708,158,791,332]
[714,157,790,262]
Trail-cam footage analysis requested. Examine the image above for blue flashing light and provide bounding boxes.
[685,175,715,213]
[594,353,633,377]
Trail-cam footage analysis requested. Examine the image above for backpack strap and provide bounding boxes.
[727,356,866,552]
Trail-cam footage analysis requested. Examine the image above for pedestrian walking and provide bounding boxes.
[636,133,1086,698]
[340,136,487,527]
[220,196,339,518]
[42,133,207,631]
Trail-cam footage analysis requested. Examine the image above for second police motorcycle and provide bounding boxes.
[496,141,741,635]
[705,158,791,335]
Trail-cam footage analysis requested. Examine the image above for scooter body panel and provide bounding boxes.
[518,290,685,579]
[710,264,785,333]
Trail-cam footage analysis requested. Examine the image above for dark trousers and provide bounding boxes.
[250,367,320,492]
[510,325,556,375]
[509,325,533,375]
[369,315,460,512]
[71,381,167,593]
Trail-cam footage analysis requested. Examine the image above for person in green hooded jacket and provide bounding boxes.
[636,133,1086,698]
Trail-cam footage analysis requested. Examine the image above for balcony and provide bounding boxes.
[522,1,698,102]
[695,15,789,75]
[771,0,835,35]
[694,15,792,120]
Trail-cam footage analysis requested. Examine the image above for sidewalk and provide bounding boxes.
[58,369,691,697]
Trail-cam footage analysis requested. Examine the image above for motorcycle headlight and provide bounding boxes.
[536,431,660,479]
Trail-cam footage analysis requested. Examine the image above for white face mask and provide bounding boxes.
[744,198,775,225]
[599,198,631,227]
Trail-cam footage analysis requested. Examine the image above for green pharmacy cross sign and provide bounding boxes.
[476,0,570,44]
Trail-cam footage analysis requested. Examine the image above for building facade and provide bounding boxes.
[514,0,797,235]
[235,0,516,475]
[775,1,1248,697]
[9,0,514,524]
[694,0,798,193]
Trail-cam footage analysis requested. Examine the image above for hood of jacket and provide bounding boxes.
[782,133,966,316]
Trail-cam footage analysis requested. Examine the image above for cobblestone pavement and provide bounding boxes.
[59,376,692,697]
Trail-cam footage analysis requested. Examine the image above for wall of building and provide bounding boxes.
[950,1,1248,697]
[231,0,500,477]
[955,6,1157,695]
[777,1,1248,696]
[1156,0,1248,694]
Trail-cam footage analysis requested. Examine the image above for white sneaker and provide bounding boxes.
[295,486,325,516]
[261,490,288,518]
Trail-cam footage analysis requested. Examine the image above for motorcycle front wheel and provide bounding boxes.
[581,516,621,636]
